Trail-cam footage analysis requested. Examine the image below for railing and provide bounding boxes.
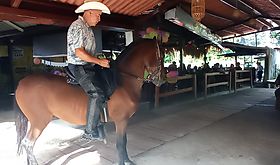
[234,70,253,92]
[204,71,231,97]
[154,74,197,108]
[152,69,253,108]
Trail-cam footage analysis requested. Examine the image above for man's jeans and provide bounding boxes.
[68,63,105,136]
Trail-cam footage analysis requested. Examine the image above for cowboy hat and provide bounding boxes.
[75,1,111,14]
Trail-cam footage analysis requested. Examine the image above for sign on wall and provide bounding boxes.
[12,46,24,58]
[0,45,8,57]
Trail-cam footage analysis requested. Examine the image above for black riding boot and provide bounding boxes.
[82,93,104,140]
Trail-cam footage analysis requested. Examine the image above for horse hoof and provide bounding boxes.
[103,138,107,144]
[113,160,136,165]
[125,160,136,165]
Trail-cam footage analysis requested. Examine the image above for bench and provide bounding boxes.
[267,79,276,88]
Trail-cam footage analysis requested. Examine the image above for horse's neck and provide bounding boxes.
[118,58,144,100]
[116,40,149,99]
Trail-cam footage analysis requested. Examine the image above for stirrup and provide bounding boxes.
[97,124,107,144]
[101,102,109,123]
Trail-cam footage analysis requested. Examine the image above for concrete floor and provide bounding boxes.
[0,88,279,165]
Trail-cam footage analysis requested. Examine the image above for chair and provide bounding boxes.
[166,76,178,91]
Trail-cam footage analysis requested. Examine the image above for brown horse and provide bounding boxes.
[15,39,163,165]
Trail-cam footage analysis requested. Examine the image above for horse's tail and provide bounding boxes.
[14,99,28,155]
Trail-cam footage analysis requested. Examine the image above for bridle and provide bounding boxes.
[144,41,162,83]
[121,40,162,84]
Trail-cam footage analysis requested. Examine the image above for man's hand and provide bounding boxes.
[99,58,110,68]
[75,48,110,68]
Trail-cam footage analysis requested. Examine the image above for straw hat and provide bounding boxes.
[75,0,110,14]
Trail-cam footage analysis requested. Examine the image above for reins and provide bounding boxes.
[119,40,162,83]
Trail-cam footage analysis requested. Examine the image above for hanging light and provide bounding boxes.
[191,0,205,22]
[232,0,241,18]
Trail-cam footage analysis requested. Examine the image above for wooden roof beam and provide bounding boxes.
[241,24,258,31]
[269,0,280,10]
[239,0,280,26]
[221,0,276,25]
[0,5,135,29]
[158,0,183,14]
[222,29,241,35]
[219,0,274,31]
[134,0,160,16]
[256,18,272,29]
[206,11,233,22]
[261,16,280,21]
[238,0,280,24]
[238,0,268,16]
[220,0,279,26]
[215,17,253,32]
[220,0,261,16]
[10,0,22,8]
[206,10,260,30]
[223,26,280,40]
[222,26,244,35]
[22,0,76,11]
[0,5,74,26]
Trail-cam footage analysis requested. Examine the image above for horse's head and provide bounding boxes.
[117,39,165,86]
[143,39,165,86]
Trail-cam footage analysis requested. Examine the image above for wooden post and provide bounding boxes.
[250,69,253,88]
[179,39,184,70]
[234,70,237,93]
[229,71,232,93]
[8,43,15,93]
[154,86,160,108]
[193,74,197,99]
[204,73,207,98]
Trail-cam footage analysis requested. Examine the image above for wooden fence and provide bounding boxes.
[153,69,253,108]
[204,71,231,97]
[234,70,253,92]
[154,74,196,107]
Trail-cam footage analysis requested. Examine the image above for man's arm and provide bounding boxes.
[75,47,110,68]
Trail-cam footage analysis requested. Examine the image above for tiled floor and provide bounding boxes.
[0,88,278,165]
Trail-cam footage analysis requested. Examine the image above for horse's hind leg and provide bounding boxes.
[21,133,37,165]
[22,118,52,165]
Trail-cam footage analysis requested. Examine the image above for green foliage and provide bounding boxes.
[270,31,280,39]
[205,46,235,66]
[270,31,280,45]
[277,68,280,75]
[164,53,173,63]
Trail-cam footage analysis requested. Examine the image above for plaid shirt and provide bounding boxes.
[67,16,96,65]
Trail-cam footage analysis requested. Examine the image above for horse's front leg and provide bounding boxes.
[123,133,136,165]
[115,120,135,165]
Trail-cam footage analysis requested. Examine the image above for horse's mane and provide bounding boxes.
[116,38,154,64]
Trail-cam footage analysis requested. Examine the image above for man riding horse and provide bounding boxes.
[67,0,110,141]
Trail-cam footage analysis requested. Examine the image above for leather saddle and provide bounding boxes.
[65,63,118,98]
